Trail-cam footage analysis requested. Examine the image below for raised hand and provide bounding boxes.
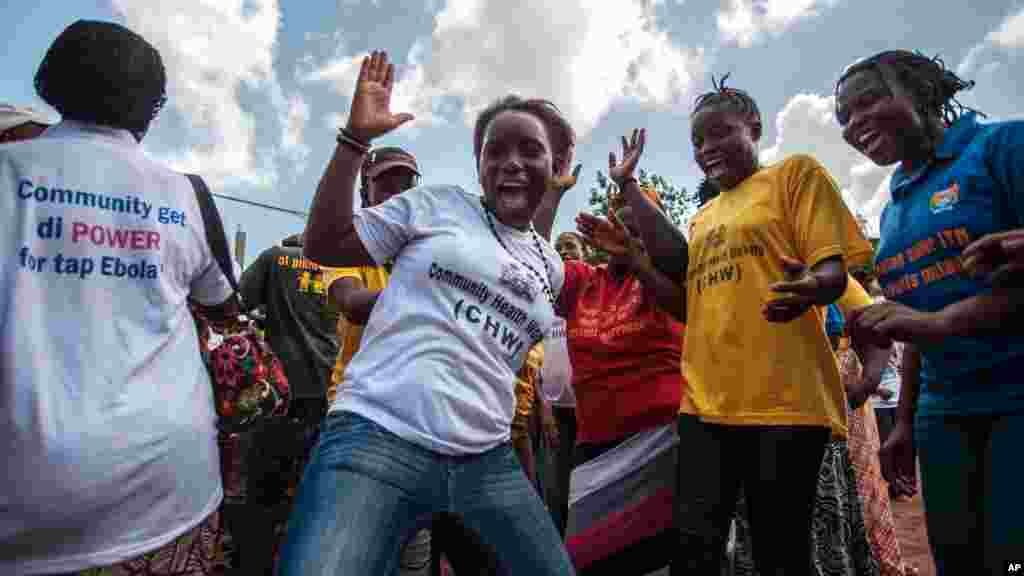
[576,213,628,256]
[608,128,646,187]
[548,164,583,197]
[345,51,415,143]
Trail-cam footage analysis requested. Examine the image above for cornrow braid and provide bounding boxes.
[697,177,721,207]
[836,50,984,127]
[691,73,761,125]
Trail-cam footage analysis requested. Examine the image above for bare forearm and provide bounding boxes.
[938,288,1023,338]
[533,192,563,241]
[896,345,921,425]
[634,260,686,322]
[343,289,380,324]
[303,143,366,266]
[808,257,847,305]
[621,179,688,280]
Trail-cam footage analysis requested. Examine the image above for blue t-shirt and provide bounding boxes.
[825,304,845,338]
[875,112,1024,416]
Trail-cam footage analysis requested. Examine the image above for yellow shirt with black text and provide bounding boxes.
[323,265,391,404]
[682,154,873,437]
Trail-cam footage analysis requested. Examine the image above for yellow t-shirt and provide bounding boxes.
[323,265,391,404]
[683,154,873,438]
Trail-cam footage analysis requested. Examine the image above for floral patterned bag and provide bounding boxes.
[187,174,290,434]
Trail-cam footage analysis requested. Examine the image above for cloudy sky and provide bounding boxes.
[2,0,1022,264]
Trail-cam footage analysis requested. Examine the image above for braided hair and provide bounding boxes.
[835,50,983,128]
[35,20,167,141]
[697,177,721,207]
[691,73,762,128]
[473,95,576,176]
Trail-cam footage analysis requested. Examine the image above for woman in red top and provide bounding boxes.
[542,183,685,574]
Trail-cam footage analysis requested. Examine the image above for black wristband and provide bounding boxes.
[336,128,370,154]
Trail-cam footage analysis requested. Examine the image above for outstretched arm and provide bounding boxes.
[607,129,689,280]
[304,50,414,267]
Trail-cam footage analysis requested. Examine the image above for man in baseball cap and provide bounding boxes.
[359,146,421,207]
[0,103,52,143]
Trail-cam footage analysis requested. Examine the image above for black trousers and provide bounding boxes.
[552,406,577,537]
[671,415,829,576]
[227,397,325,576]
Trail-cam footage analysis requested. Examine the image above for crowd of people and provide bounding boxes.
[3,17,1023,576]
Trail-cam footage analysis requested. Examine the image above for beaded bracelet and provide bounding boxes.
[336,128,370,154]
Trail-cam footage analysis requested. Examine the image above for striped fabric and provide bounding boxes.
[566,425,677,576]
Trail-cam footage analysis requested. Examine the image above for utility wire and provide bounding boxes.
[210,192,307,218]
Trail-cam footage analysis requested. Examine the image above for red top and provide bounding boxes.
[560,261,684,445]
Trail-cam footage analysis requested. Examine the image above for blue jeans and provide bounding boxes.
[277,411,575,575]
[916,411,1024,576]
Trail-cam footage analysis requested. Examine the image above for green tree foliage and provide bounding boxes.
[584,169,701,264]
[586,169,699,228]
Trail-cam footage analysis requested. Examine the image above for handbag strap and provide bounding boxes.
[186,173,240,295]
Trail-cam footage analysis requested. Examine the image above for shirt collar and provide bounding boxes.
[890,112,980,199]
[41,119,138,148]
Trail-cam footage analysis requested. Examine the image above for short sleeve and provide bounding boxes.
[352,185,439,266]
[323,266,366,290]
[835,274,874,315]
[785,155,872,267]
[985,122,1024,228]
[191,245,235,307]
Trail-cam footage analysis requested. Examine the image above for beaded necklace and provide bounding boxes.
[479,196,555,307]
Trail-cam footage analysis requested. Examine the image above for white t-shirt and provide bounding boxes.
[0,121,233,574]
[872,341,903,410]
[334,184,565,454]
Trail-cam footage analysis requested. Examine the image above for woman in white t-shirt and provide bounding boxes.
[277,51,576,575]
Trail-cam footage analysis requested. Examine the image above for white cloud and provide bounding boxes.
[987,7,1024,49]
[304,0,703,141]
[956,7,1024,121]
[759,93,893,236]
[110,0,309,189]
[717,0,839,48]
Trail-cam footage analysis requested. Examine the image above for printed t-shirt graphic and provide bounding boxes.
[239,246,339,399]
[334,184,564,455]
[323,265,390,403]
[683,154,873,437]
[874,112,1024,416]
[559,260,684,445]
[1,121,233,574]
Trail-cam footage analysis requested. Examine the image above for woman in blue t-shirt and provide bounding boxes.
[835,50,1024,575]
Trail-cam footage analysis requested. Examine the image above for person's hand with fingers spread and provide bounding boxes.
[608,128,646,188]
[762,255,822,323]
[576,212,628,256]
[847,300,950,346]
[575,211,651,271]
[345,50,416,144]
[961,228,1024,286]
[548,163,583,197]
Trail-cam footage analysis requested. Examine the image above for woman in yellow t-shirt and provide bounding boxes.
[600,76,872,575]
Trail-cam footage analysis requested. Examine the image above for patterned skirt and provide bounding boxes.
[839,349,916,576]
[732,441,879,576]
[68,512,225,576]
